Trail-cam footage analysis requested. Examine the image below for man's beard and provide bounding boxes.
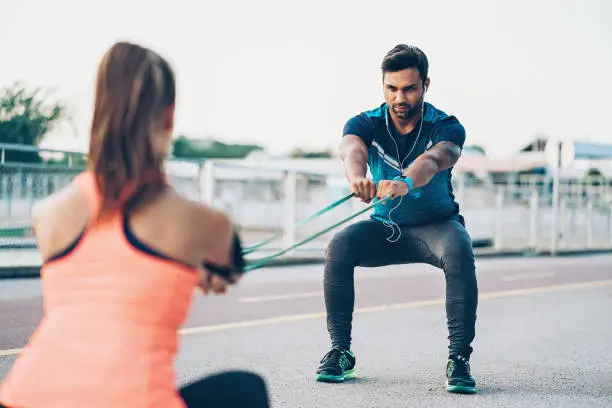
[392,96,424,120]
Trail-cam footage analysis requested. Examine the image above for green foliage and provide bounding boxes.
[585,168,604,186]
[290,148,332,158]
[44,154,88,167]
[172,135,263,159]
[586,168,602,177]
[0,82,66,162]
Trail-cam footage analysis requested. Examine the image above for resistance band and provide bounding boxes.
[243,194,392,272]
[242,193,355,255]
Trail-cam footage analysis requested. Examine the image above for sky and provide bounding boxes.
[0,0,610,158]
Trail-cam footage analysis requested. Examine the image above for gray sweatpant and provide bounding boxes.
[323,216,478,358]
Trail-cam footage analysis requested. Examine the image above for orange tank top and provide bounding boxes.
[0,171,199,408]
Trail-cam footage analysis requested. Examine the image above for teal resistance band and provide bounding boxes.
[243,194,393,272]
[242,193,355,255]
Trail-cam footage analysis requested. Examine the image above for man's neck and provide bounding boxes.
[389,109,423,136]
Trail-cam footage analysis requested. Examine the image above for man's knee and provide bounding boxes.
[440,223,475,273]
[325,222,368,264]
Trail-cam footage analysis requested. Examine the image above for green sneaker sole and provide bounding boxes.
[316,368,356,383]
[446,381,477,394]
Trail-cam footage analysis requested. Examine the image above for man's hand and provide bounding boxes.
[350,177,377,203]
[376,180,409,202]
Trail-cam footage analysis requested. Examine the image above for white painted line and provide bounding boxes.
[239,291,323,303]
[502,272,556,282]
[2,279,611,358]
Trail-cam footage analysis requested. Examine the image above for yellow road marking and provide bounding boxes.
[2,279,611,358]
[0,348,25,357]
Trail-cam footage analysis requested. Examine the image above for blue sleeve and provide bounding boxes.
[342,114,375,148]
[431,116,466,149]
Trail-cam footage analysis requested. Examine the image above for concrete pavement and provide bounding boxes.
[1,255,612,407]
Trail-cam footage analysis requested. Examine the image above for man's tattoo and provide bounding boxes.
[428,141,462,169]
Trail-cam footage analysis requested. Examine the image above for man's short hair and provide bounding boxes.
[381,44,429,84]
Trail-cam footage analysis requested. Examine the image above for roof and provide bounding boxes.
[454,151,548,174]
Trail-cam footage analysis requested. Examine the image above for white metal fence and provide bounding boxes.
[0,143,611,255]
[455,173,612,253]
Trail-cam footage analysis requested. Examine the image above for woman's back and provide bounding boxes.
[0,41,258,408]
[0,171,236,408]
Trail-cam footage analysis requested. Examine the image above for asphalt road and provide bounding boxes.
[1,254,612,407]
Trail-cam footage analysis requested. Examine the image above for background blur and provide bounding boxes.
[2,3,612,407]
[1,0,612,258]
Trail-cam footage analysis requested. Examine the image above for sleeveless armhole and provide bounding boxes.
[118,172,199,271]
[44,171,101,264]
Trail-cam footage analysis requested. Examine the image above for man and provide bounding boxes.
[315,44,478,394]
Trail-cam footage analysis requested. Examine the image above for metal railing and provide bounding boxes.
[454,173,612,253]
[0,142,611,256]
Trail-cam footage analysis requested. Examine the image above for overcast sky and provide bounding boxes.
[1,0,610,158]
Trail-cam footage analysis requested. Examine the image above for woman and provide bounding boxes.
[0,42,270,408]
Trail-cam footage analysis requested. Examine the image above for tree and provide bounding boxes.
[586,168,602,177]
[171,135,194,158]
[585,167,604,186]
[0,82,67,162]
[290,148,333,158]
[172,135,263,159]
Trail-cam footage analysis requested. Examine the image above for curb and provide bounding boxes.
[0,266,42,279]
[1,248,611,280]
[0,257,325,280]
[0,239,496,252]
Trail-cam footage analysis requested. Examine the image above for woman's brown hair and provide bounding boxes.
[88,41,175,221]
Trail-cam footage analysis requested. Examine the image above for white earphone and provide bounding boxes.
[382,86,427,243]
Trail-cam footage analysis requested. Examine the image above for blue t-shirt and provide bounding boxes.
[343,102,466,227]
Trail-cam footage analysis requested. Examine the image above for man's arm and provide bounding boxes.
[339,135,377,202]
[376,117,465,200]
[339,135,369,183]
[339,113,378,202]
[402,117,466,189]
[402,141,462,189]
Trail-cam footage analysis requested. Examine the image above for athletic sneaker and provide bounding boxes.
[445,354,477,394]
[316,346,356,383]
